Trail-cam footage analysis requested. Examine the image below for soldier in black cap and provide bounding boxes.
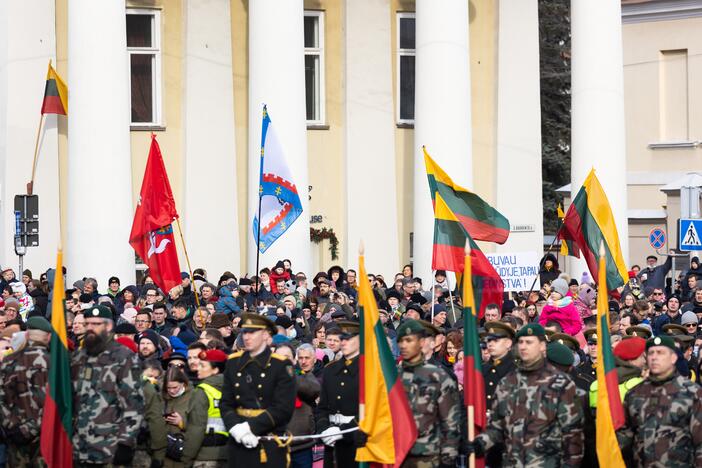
[317,321,361,468]
[576,329,598,382]
[482,321,516,406]
[220,313,296,467]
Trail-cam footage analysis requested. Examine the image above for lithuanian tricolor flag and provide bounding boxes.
[357,252,416,466]
[40,250,73,468]
[432,190,503,316]
[558,170,628,290]
[557,203,571,256]
[41,61,68,116]
[424,147,510,244]
[462,249,486,440]
[595,243,626,467]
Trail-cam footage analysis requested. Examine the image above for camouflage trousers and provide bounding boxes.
[401,454,441,468]
[6,442,47,468]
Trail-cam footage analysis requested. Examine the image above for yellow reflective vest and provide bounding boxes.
[197,382,228,436]
[588,376,643,408]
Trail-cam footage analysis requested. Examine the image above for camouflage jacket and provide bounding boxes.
[0,341,49,440]
[71,339,144,463]
[477,358,584,467]
[399,358,461,464]
[618,371,702,467]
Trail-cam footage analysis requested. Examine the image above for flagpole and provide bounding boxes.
[27,113,46,195]
[526,211,566,297]
[175,218,200,307]
[447,276,457,325]
[253,105,266,309]
[430,270,436,321]
[468,405,476,468]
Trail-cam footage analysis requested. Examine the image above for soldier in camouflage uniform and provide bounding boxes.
[0,316,53,467]
[618,335,702,466]
[71,305,145,467]
[396,320,460,467]
[467,323,584,467]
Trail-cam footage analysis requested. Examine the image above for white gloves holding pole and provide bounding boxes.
[230,422,259,448]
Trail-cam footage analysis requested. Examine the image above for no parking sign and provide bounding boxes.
[649,227,666,250]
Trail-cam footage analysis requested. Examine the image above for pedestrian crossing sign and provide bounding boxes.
[679,219,702,251]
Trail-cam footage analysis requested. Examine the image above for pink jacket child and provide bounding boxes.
[539,296,584,336]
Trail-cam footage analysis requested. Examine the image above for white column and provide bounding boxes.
[66,0,135,287]
[496,0,543,255]
[248,0,311,275]
[570,0,629,275]
[344,0,399,278]
[183,0,240,278]
[413,0,472,281]
[0,0,60,274]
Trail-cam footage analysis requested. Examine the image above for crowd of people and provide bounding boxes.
[0,252,700,467]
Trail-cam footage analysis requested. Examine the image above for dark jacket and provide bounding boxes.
[637,256,672,290]
[289,371,321,452]
[538,254,560,286]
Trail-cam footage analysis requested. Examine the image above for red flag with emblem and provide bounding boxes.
[129,135,181,293]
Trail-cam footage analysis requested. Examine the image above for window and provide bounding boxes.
[397,13,415,124]
[659,49,689,141]
[127,10,162,126]
[304,11,325,124]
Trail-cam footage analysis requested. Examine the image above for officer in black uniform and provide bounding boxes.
[482,321,516,405]
[317,321,361,468]
[220,313,296,468]
[576,329,598,382]
[481,321,516,468]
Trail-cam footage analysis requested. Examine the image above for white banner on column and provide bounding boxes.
[486,251,539,292]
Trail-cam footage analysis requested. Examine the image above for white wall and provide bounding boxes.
[343,0,400,278]
[182,0,240,278]
[0,0,61,275]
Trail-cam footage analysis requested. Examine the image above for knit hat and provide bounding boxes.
[120,307,137,323]
[275,315,294,329]
[10,283,26,295]
[551,278,569,297]
[3,298,19,311]
[681,311,698,325]
[114,323,138,335]
[209,313,232,329]
[136,329,161,348]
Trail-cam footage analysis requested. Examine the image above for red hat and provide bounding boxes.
[628,270,636,279]
[199,349,228,363]
[116,336,138,354]
[614,337,646,361]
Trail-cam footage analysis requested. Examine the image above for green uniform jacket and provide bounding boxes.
[142,378,167,462]
[164,387,193,467]
[184,374,228,462]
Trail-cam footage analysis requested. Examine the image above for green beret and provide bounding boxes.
[396,319,427,339]
[86,305,112,320]
[547,342,574,367]
[515,323,546,340]
[26,316,52,333]
[646,335,676,352]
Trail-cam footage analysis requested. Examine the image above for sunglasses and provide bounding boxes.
[168,362,185,369]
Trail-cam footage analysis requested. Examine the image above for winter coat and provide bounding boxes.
[539,297,583,335]
[215,286,241,315]
[269,270,291,294]
[163,386,193,467]
[538,254,561,286]
[184,374,228,462]
[28,288,48,317]
[637,256,672,290]
[288,371,321,452]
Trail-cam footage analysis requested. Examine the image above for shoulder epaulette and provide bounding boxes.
[270,352,289,362]
[228,350,244,360]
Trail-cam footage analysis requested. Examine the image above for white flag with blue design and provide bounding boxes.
[253,106,303,253]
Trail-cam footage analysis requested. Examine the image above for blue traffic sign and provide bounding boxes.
[680,219,702,251]
[649,227,666,250]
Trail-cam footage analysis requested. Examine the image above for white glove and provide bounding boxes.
[320,426,343,446]
[241,433,260,448]
[229,422,252,443]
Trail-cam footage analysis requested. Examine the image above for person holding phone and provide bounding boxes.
[162,367,192,467]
